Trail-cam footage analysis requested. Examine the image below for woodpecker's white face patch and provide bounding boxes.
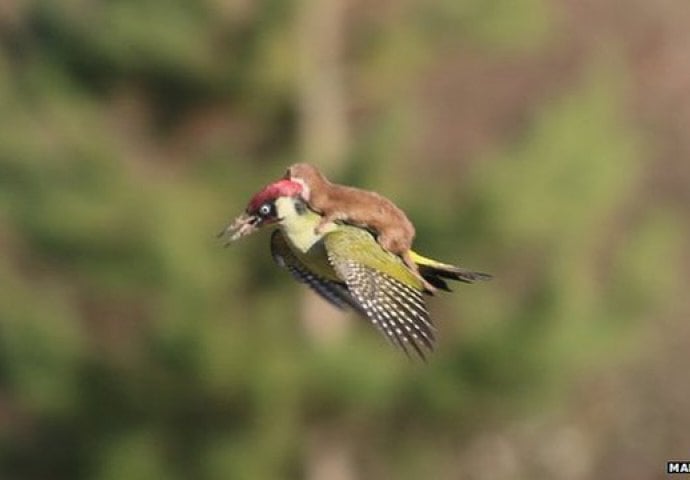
[273,196,336,253]
[274,196,299,219]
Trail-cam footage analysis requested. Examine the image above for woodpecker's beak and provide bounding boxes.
[217,212,261,245]
[219,178,301,245]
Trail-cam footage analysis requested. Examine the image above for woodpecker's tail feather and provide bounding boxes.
[409,251,492,292]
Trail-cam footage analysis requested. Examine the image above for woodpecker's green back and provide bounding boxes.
[268,196,494,358]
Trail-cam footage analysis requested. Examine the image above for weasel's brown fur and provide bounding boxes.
[286,163,435,292]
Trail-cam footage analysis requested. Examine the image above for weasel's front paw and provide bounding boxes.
[314,223,328,235]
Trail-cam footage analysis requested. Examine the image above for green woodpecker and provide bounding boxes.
[221,179,491,359]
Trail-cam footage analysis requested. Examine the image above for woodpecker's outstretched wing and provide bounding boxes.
[324,228,435,359]
[270,230,364,314]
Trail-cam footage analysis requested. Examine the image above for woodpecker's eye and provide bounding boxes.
[258,203,273,218]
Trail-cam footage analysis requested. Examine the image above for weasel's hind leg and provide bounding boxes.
[401,250,437,294]
[378,232,436,292]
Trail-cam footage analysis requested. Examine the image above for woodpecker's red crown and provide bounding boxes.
[246,179,302,214]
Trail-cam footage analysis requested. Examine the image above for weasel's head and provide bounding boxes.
[219,179,304,242]
[284,163,328,201]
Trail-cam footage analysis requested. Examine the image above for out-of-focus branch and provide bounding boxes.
[296,0,351,346]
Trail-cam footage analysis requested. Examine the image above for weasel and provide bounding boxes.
[285,163,434,291]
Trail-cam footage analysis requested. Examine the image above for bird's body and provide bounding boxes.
[221,180,491,359]
[271,196,423,287]
[285,163,416,257]
[269,196,434,356]
[284,163,434,290]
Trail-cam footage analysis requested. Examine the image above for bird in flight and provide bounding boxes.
[220,174,490,359]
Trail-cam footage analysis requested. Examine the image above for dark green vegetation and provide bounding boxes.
[0,1,687,479]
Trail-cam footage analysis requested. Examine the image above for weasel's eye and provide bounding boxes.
[258,203,272,217]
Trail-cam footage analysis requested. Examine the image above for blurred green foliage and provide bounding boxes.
[0,0,684,479]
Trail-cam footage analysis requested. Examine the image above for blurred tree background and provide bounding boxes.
[0,0,688,479]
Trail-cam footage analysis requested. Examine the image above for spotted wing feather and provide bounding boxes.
[328,255,435,359]
[270,230,363,313]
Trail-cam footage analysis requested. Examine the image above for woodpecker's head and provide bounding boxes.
[219,179,304,242]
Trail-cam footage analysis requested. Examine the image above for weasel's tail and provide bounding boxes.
[409,251,492,292]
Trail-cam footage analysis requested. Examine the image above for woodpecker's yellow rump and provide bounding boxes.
[221,179,491,359]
